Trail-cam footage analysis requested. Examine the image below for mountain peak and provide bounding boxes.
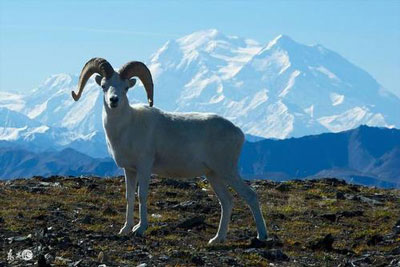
[264,34,298,50]
[191,28,220,37]
[265,35,331,56]
[177,29,224,47]
[43,73,74,86]
[150,28,261,82]
[274,34,294,42]
[1,30,399,149]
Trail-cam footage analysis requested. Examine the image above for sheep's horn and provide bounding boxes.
[72,58,115,101]
[119,61,154,107]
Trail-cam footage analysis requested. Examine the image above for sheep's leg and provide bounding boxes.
[225,174,268,241]
[207,176,233,244]
[119,168,137,235]
[132,171,151,236]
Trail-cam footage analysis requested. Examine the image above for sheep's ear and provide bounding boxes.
[128,78,136,88]
[95,75,103,86]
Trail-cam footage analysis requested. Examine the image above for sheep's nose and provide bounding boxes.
[110,96,119,103]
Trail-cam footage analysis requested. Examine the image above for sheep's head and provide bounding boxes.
[72,58,153,109]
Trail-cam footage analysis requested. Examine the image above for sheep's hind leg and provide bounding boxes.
[119,168,137,235]
[132,170,151,236]
[225,173,268,241]
[207,175,233,244]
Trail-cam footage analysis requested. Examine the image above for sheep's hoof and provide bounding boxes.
[208,235,226,244]
[132,223,147,236]
[257,234,268,241]
[118,225,133,235]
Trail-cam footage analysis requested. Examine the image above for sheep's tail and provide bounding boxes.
[232,125,245,167]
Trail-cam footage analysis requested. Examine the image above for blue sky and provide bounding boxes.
[1,0,399,97]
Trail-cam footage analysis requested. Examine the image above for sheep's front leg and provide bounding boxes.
[132,170,151,236]
[119,168,137,235]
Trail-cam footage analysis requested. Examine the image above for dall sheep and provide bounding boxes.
[72,58,267,243]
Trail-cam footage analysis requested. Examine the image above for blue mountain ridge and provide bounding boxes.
[0,125,398,188]
[0,147,121,179]
[240,125,400,188]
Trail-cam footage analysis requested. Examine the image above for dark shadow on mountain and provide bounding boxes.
[240,125,400,188]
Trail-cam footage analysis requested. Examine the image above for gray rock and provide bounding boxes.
[102,206,117,216]
[172,200,199,211]
[393,219,400,235]
[80,215,93,224]
[309,234,334,251]
[249,235,283,248]
[71,259,83,267]
[338,210,364,218]
[321,213,337,222]
[359,195,383,206]
[177,216,205,229]
[351,254,372,265]
[37,254,51,267]
[367,234,383,246]
[8,234,32,243]
[259,249,289,261]
[159,255,170,261]
[191,255,205,265]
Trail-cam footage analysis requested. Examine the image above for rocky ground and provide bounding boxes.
[0,176,399,266]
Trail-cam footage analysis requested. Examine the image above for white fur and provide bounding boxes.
[99,72,267,243]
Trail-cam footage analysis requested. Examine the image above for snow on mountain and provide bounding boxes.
[148,29,262,111]
[13,72,145,136]
[0,75,136,157]
[0,106,62,149]
[0,106,107,157]
[0,91,25,112]
[0,29,399,157]
[23,73,103,134]
[149,32,399,138]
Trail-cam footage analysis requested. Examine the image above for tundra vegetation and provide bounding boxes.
[1,176,399,266]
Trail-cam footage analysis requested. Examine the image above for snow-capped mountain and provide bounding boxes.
[0,29,399,157]
[148,29,262,111]
[0,106,108,157]
[148,30,399,138]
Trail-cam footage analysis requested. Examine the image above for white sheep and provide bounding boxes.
[72,58,267,244]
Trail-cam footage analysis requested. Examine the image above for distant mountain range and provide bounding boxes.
[0,29,399,159]
[0,147,120,179]
[0,125,398,188]
[0,30,399,187]
[240,125,400,188]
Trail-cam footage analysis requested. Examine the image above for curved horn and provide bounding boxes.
[72,58,115,101]
[119,61,154,107]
